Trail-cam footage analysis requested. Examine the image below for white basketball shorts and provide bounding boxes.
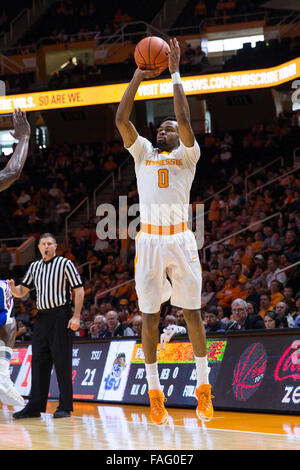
[134,229,202,313]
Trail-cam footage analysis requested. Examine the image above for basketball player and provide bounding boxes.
[116,38,213,424]
[0,109,30,407]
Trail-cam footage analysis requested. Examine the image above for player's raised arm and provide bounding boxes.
[169,38,195,147]
[115,68,161,148]
[0,108,30,192]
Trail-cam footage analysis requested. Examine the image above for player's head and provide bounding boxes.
[38,233,57,261]
[156,116,179,151]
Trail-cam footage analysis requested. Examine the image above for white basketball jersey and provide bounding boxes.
[126,135,200,225]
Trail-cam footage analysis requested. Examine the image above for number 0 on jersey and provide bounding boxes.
[158,169,169,188]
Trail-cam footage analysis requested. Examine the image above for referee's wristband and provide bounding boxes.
[171,71,181,85]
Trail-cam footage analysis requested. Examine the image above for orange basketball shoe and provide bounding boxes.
[195,384,214,422]
[148,389,169,425]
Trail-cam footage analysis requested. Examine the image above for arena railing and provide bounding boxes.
[293,146,300,167]
[201,211,282,264]
[247,166,300,197]
[78,261,93,281]
[93,154,132,211]
[63,152,132,245]
[276,260,300,275]
[0,53,24,74]
[64,196,90,245]
[94,278,135,306]
[244,156,284,196]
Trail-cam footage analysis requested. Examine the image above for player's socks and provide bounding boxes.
[194,355,209,387]
[0,346,24,407]
[194,355,214,422]
[145,362,168,425]
[145,362,161,390]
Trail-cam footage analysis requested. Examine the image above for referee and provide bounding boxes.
[8,233,84,419]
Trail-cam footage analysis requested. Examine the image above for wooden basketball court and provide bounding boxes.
[0,401,299,450]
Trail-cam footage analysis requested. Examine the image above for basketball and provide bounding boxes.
[134,36,170,72]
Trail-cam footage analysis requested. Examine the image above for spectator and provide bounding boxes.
[118,298,129,322]
[216,305,231,323]
[104,310,134,337]
[78,309,93,337]
[283,230,299,260]
[232,261,248,284]
[283,285,295,310]
[88,314,108,338]
[247,300,258,315]
[202,280,217,307]
[216,273,245,307]
[251,232,264,253]
[275,301,295,328]
[261,226,277,254]
[94,238,110,253]
[244,282,260,306]
[263,310,283,329]
[204,306,227,333]
[163,315,177,328]
[231,298,265,330]
[15,320,31,342]
[131,315,142,337]
[259,292,274,318]
[17,190,31,205]
[56,197,71,226]
[262,255,287,288]
[175,309,187,328]
[270,280,285,306]
[293,294,300,327]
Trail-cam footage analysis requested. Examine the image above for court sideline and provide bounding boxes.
[0,401,299,450]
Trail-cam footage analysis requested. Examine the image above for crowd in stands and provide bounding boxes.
[176,0,284,28]
[1,0,299,93]
[0,111,297,343]
[6,0,164,52]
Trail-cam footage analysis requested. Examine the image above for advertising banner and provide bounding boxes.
[213,334,300,413]
[49,342,110,401]
[123,339,227,407]
[96,340,136,402]
[10,332,300,415]
[0,58,299,114]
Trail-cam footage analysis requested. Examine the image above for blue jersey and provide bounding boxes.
[0,280,14,326]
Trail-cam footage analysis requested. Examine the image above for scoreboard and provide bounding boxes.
[10,330,300,414]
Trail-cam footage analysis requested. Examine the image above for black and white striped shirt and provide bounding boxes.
[21,255,83,311]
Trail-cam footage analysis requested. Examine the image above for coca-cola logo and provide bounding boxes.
[274,340,300,382]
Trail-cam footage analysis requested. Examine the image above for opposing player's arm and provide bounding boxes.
[169,38,195,147]
[115,68,161,148]
[0,109,30,192]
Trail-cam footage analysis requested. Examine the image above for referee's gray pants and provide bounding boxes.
[27,305,73,412]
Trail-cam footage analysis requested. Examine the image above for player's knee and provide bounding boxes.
[141,312,160,331]
[182,308,202,325]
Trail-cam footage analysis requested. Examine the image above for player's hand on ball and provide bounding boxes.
[134,67,163,80]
